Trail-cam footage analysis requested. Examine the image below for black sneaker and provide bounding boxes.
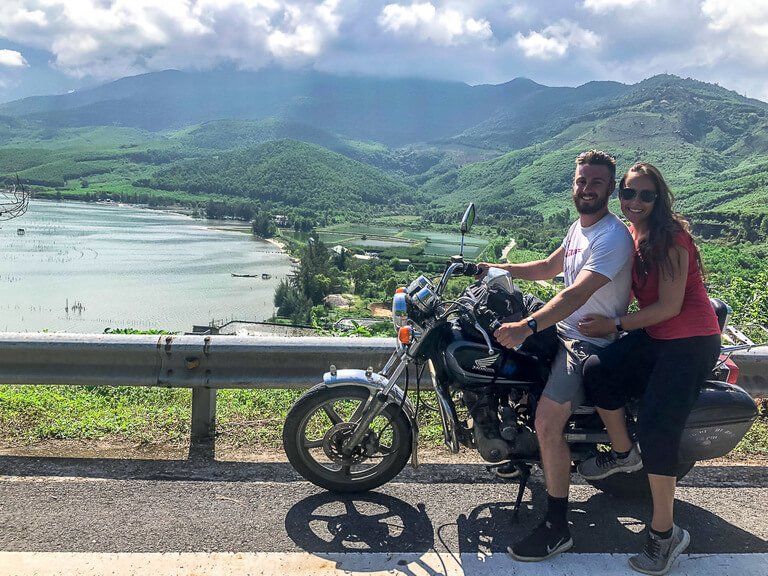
[507,520,573,562]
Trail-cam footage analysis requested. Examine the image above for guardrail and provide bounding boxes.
[0,333,765,446]
[0,333,396,442]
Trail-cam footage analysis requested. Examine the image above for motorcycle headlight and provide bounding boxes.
[406,275,433,295]
[412,285,438,314]
[392,292,408,328]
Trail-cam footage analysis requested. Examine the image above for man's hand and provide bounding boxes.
[577,314,615,338]
[475,262,493,280]
[493,321,531,349]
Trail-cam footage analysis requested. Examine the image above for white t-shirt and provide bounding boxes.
[558,212,634,346]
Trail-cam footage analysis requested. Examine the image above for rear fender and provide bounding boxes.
[320,368,420,469]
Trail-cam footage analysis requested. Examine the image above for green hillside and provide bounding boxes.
[420,75,768,240]
[144,140,418,213]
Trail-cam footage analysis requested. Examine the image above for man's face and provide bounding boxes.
[572,163,614,215]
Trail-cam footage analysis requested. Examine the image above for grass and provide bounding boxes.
[1,385,764,459]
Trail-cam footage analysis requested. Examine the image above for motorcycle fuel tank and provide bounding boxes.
[443,338,544,387]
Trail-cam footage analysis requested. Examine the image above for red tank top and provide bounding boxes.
[631,229,721,340]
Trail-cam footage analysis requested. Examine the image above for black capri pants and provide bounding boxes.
[582,330,721,476]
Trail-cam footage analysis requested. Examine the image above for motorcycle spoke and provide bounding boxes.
[378,444,393,455]
[341,465,352,478]
[303,438,324,449]
[322,403,343,425]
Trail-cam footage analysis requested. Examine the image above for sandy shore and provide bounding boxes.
[265,237,287,251]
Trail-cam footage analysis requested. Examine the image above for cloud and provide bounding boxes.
[582,0,653,13]
[0,49,27,68]
[515,20,600,60]
[378,2,493,46]
[0,0,344,78]
[701,0,768,64]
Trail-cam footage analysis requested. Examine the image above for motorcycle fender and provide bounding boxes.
[321,369,420,469]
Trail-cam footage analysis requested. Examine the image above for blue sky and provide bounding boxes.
[0,0,765,103]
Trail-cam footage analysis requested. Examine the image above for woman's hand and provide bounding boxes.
[578,314,615,338]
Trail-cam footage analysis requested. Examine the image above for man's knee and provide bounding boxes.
[535,399,570,442]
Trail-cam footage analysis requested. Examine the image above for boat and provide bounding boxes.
[231,273,258,278]
[16,228,25,236]
[262,273,272,280]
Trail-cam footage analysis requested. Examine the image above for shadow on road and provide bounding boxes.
[282,481,766,571]
[285,491,434,553]
[285,491,451,576]
[456,490,768,556]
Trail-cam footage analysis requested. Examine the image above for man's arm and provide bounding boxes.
[481,246,564,282]
[494,268,609,349]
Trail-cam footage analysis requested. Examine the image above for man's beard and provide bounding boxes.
[573,192,609,215]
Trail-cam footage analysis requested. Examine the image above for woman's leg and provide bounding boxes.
[578,331,656,479]
[596,406,633,453]
[648,474,676,532]
[630,335,721,573]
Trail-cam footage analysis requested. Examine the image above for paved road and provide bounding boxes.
[0,455,766,574]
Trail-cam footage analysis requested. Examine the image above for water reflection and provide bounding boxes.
[0,200,290,332]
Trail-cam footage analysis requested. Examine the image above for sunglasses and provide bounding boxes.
[619,187,657,202]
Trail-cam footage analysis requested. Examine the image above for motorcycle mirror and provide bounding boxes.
[460,203,475,234]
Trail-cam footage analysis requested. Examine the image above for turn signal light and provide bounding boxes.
[398,326,413,345]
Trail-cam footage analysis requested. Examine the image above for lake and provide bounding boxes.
[0,200,291,333]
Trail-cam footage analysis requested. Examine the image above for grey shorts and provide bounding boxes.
[542,335,601,410]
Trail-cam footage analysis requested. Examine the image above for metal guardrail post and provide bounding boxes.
[191,387,217,442]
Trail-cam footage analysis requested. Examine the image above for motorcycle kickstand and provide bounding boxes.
[512,464,531,521]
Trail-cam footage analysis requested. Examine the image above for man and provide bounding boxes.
[478,150,634,561]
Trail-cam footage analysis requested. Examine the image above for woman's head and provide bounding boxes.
[619,162,701,279]
[618,162,672,229]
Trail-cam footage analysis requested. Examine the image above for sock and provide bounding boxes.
[545,494,569,531]
[650,526,673,539]
[614,449,631,460]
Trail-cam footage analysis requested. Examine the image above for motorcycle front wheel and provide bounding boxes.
[282,385,412,493]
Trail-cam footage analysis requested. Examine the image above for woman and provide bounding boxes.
[576,162,721,576]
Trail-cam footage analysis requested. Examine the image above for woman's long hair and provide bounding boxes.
[620,162,704,280]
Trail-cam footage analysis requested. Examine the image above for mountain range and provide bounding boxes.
[1,68,766,237]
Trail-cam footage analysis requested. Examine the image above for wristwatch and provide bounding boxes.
[526,316,538,335]
[614,317,624,332]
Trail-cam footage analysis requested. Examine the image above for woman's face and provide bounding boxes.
[619,173,658,227]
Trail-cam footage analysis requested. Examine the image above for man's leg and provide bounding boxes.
[508,344,577,562]
[536,396,574,499]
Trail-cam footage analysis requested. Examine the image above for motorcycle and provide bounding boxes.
[282,204,760,508]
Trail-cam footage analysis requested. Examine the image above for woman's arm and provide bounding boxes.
[578,244,689,337]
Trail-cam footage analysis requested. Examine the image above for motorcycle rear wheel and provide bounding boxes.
[585,461,695,499]
[283,385,412,493]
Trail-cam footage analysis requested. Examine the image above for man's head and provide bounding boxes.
[572,150,616,216]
